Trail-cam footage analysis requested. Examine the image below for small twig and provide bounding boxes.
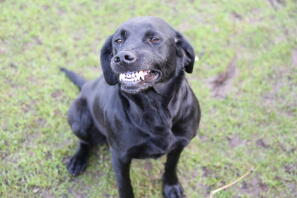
[209,167,254,198]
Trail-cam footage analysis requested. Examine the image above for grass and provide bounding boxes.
[1,0,297,197]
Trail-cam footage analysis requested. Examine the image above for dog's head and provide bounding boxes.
[100,16,195,94]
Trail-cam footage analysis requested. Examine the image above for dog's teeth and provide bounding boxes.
[119,74,122,81]
[137,72,142,81]
[139,71,144,80]
[120,71,149,83]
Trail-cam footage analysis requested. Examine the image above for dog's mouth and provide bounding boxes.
[119,69,161,94]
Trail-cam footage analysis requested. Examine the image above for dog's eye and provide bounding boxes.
[149,37,160,43]
[114,39,123,44]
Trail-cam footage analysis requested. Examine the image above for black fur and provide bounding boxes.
[60,67,86,90]
[175,32,195,73]
[100,35,118,85]
[62,16,201,198]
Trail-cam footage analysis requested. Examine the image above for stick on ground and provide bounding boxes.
[209,167,255,198]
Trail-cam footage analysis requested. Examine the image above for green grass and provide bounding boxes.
[1,0,296,197]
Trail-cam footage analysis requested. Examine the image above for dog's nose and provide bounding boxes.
[114,51,136,64]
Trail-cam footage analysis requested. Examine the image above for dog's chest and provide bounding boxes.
[126,131,178,159]
[107,114,173,158]
[118,109,185,159]
[95,90,188,158]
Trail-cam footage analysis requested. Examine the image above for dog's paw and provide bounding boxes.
[67,154,87,176]
[163,183,185,198]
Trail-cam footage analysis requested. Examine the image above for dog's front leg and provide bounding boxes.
[111,149,134,198]
[162,145,185,198]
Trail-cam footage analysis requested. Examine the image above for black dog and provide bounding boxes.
[61,16,201,198]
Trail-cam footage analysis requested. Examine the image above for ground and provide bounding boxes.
[0,0,297,197]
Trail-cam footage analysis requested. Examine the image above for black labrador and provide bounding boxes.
[61,16,201,198]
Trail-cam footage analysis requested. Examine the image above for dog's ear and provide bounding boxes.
[100,35,118,85]
[175,32,195,73]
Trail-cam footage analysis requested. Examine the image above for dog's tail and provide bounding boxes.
[60,67,86,90]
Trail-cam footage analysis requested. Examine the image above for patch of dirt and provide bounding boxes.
[255,138,270,149]
[231,11,243,21]
[227,134,245,148]
[40,189,55,198]
[284,162,297,175]
[9,62,17,69]
[208,56,238,99]
[35,117,47,127]
[286,182,297,197]
[278,142,296,153]
[198,135,209,142]
[238,175,268,196]
[51,89,64,99]
[68,187,88,198]
[21,103,32,113]
[196,183,212,197]
[21,100,37,114]
[201,166,214,177]
[267,0,286,10]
